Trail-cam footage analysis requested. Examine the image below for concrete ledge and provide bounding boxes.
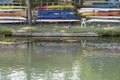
[13,32,99,37]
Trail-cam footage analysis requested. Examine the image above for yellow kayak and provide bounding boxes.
[46,5,74,9]
[36,5,74,9]
[81,12,95,16]
[0,6,27,9]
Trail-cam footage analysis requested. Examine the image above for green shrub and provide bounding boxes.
[96,28,120,36]
[0,28,14,36]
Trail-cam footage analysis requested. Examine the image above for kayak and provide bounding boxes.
[37,14,76,19]
[81,11,120,16]
[0,6,27,9]
[84,4,120,8]
[36,9,74,13]
[34,19,80,22]
[87,19,120,22]
[0,9,24,12]
[0,11,26,17]
[96,11,120,15]
[35,5,74,9]
[81,12,95,16]
[0,16,26,20]
[0,20,26,23]
[86,16,120,19]
[78,8,120,13]
[0,12,21,16]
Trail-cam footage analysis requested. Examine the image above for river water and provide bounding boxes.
[0,37,120,80]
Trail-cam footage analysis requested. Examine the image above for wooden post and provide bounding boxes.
[26,0,32,25]
[81,0,83,6]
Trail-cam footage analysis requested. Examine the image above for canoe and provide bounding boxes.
[0,16,26,20]
[87,16,120,19]
[36,14,76,19]
[0,6,27,9]
[35,5,74,9]
[87,19,120,22]
[96,11,120,15]
[36,9,74,13]
[81,12,95,16]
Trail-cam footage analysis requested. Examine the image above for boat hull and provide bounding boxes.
[33,19,80,22]
[36,9,74,13]
[35,5,74,9]
[0,11,26,17]
[36,14,76,19]
[0,6,27,9]
[87,19,120,22]
[0,16,26,20]
[78,8,120,13]
[81,12,95,16]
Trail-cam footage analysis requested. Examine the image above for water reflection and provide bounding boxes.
[0,37,120,80]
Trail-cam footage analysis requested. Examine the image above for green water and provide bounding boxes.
[0,37,120,80]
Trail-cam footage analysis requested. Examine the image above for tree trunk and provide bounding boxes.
[26,0,32,25]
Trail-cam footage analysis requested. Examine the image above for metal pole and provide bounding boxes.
[26,0,32,25]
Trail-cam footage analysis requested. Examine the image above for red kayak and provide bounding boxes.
[35,6,46,9]
[96,11,120,15]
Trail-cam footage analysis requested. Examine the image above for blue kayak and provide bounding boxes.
[84,3,120,8]
[36,9,74,13]
[37,14,76,19]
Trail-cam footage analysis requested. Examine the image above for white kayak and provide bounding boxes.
[0,20,26,23]
[0,9,24,12]
[33,19,80,22]
[0,16,26,20]
[87,19,120,22]
[86,16,120,19]
[78,8,120,13]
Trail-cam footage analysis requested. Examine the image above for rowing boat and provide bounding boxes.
[35,5,74,9]
[0,6,27,9]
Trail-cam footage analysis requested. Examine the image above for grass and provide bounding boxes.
[0,27,15,36]
[1,24,120,36]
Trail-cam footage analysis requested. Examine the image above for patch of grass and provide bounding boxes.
[96,27,120,36]
[0,37,15,42]
[0,27,15,36]
[1,24,120,37]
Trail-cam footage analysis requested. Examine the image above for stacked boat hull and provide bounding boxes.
[77,0,120,23]
[33,5,79,22]
[0,6,27,23]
